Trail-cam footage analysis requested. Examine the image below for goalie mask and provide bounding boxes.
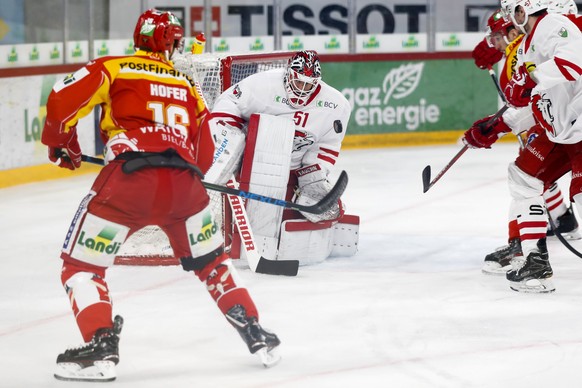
[486,9,515,47]
[133,9,184,59]
[501,0,549,34]
[284,51,322,108]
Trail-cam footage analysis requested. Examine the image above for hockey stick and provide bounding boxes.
[422,146,468,193]
[548,212,582,259]
[81,154,348,215]
[422,104,510,193]
[225,179,299,276]
[487,65,525,149]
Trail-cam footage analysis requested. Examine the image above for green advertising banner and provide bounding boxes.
[322,59,499,147]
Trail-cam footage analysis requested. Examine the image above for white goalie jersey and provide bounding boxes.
[209,67,358,266]
[211,67,351,175]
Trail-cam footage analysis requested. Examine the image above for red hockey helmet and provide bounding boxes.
[485,9,514,46]
[133,9,184,55]
[284,50,322,108]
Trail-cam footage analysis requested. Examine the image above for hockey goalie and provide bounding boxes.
[205,50,359,266]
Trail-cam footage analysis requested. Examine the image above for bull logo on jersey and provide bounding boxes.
[293,129,315,151]
[531,93,555,136]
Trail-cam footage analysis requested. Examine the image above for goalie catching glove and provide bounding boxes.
[462,114,511,149]
[294,164,343,223]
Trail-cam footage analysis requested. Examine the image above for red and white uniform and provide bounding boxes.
[525,13,582,144]
[503,13,582,259]
[211,68,351,176]
[42,51,258,341]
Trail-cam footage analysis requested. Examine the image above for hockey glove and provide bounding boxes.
[462,115,511,149]
[504,63,537,107]
[47,133,82,170]
[295,164,343,223]
[471,39,503,70]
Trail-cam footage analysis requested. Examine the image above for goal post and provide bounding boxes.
[114,51,296,266]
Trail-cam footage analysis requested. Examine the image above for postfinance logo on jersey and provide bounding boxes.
[343,62,440,131]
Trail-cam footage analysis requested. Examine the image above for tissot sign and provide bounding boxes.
[111,0,503,37]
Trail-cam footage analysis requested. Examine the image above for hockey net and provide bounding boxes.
[114,51,295,266]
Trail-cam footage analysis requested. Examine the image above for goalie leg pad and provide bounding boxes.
[278,220,334,265]
[238,114,295,259]
[330,214,360,257]
[278,215,360,264]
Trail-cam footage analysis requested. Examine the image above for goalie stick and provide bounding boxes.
[225,179,299,276]
[422,104,509,193]
[80,154,348,215]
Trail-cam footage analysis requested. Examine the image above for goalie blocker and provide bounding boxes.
[226,113,359,266]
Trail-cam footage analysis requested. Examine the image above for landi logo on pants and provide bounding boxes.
[189,212,219,246]
[77,226,122,255]
[342,62,440,130]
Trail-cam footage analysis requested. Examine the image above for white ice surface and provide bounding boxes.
[2,143,582,387]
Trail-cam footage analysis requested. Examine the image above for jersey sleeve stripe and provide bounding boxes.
[319,147,340,157]
[317,154,336,165]
[554,57,582,81]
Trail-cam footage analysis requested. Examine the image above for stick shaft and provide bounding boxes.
[80,154,346,215]
[422,104,509,193]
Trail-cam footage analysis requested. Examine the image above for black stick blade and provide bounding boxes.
[255,257,299,276]
[422,165,432,193]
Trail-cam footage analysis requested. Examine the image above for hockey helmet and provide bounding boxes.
[133,9,184,56]
[284,50,322,108]
[486,9,515,46]
[502,0,549,33]
[548,0,578,14]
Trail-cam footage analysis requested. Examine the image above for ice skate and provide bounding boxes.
[547,206,580,240]
[482,238,522,275]
[506,239,555,293]
[226,305,281,368]
[54,315,123,382]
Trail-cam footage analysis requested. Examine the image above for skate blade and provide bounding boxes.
[54,360,116,382]
[509,278,555,294]
[256,347,281,368]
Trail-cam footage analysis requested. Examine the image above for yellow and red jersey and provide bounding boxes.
[42,50,214,173]
[500,34,525,90]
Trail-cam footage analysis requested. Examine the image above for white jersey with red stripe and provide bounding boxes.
[211,68,351,175]
[526,13,582,144]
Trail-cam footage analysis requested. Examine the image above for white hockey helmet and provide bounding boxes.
[501,0,549,33]
[548,0,578,14]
